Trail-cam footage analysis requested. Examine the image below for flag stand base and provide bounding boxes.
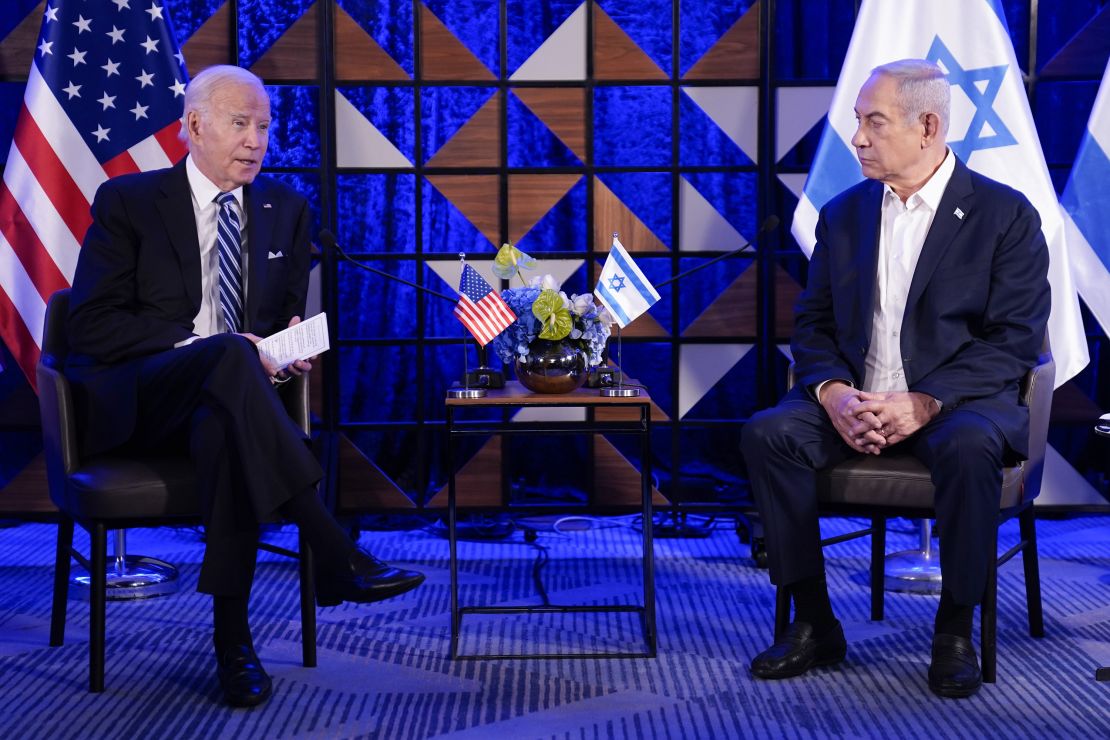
[447,388,487,399]
[600,387,640,397]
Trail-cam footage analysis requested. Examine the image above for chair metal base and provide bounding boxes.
[884,519,942,594]
[71,555,180,600]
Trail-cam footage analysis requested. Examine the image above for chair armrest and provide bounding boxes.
[281,371,310,434]
[1019,352,1055,504]
[36,362,79,506]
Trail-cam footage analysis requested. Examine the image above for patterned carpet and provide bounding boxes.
[0,514,1107,739]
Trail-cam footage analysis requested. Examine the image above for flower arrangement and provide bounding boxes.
[490,273,614,368]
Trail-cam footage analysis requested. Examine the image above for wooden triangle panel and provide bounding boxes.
[589,260,669,338]
[0,2,44,77]
[592,5,667,80]
[425,174,501,245]
[1040,7,1110,77]
[0,454,57,516]
[426,93,501,167]
[250,2,320,80]
[334,3,409,80]
[181,1,232,74]
[683,264,801,338]
[684,1,760,80]
[420,4,496,80]
[426,437,503,507]
[593,178,668,253]
[508,174,582,242]
[593,437,668,505]
[335,433,416,511]
[512,88,587,161]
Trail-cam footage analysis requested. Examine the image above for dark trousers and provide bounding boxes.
[120,334,322,596]
[741,388,1005,606]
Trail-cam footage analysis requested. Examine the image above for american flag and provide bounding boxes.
[0,1,188,388]
[453,263,515,346]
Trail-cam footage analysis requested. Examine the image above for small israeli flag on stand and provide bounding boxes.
[594,235,660,328]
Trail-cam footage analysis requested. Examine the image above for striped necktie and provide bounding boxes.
[215,192,243,333]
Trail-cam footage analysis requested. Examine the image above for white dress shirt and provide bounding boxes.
[862,149,955,392]
[178,155,248,344]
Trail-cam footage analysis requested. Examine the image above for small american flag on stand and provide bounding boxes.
[453,263,515,346]
[0,0,189,389]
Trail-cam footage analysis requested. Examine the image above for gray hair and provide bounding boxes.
[871,59,950,136]
[179,65,267,142]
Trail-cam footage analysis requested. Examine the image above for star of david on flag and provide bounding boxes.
[454,263,516,346]
[789,0,1088,386]
[1061,59,1110,341]
[594,235,659,329]
[0,0,189,388]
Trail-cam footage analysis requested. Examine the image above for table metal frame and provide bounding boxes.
[445,382,656,659]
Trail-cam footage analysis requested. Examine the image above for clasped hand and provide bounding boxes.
[819,382,939,455]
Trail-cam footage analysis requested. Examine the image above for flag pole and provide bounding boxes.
[447,253,487,399]
[600,232,640,398]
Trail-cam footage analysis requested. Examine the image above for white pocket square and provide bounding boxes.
[267,250,283,260]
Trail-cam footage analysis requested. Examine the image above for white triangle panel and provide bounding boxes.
[679,177,748,252]
[512,407,587,422]
[678,344,753,419]
[426,260,500,297]
[524,259,587,292]
[510,3,586,81]
[777,173,808,199]
[775,86,835,161]
[1036,444,1106,507]
[681,86,759,164]
[335,91,412,168]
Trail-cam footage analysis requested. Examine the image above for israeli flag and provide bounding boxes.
[595,236,660,329]
[791,0,1088,386]
[1062,60,1110,339]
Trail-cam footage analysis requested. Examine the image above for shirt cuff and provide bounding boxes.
[813,378,854,402]
[174,335,200,348]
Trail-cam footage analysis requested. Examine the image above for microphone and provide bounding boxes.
[654,215,780,289]
[316,229,457,303]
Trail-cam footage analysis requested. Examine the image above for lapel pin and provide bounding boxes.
[263,203,272,209]
[953,207,965,220]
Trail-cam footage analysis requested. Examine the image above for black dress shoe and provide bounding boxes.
[750,621,847,679]
[928,634,982,698]
[316,548,425,607]
[216,643,272,708]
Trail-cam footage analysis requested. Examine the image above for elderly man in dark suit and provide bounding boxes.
[742,59,1050,698]
[65,65,424,707]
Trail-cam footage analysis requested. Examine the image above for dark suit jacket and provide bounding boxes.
[791,156,1050,458]
[66,158,312,455]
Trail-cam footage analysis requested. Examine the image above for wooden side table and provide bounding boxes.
[445,381,656,659]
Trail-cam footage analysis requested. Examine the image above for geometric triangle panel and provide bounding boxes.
[334,6,410,80]
[681,171,759,247]
[777,113,829,169]
[776,86,835,162]
[336,86,415,164]
[338,430,420,508]
[679,343,755,420]
[511,175,587,251]
[423,0,499,78]
[594,86,672,167]
[679,91,755,167]
[180,2,233,73]
[421,87,499,164]
[239,0,316,71]
[596,0,672,76]
[674,343,754,419]
[612,341,674,419]
[336,0,414,76]
[678,177,748,254]
[681,0,759,79]
[507,93,582,167]
[676,256,754,336]
[596,172,673,251]
[511,87,588,160]
[679,0,756,76]
[263,86,322,167]
[507,0,583,77]
[161,0,224,45]
[422,175,500,252]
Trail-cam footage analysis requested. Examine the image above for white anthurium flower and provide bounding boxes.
[540,274,560,292]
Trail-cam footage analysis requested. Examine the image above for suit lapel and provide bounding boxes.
[905,157,975,309]
[244,180,274,331]
[855,181,883,342]
[155,161,201,312]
